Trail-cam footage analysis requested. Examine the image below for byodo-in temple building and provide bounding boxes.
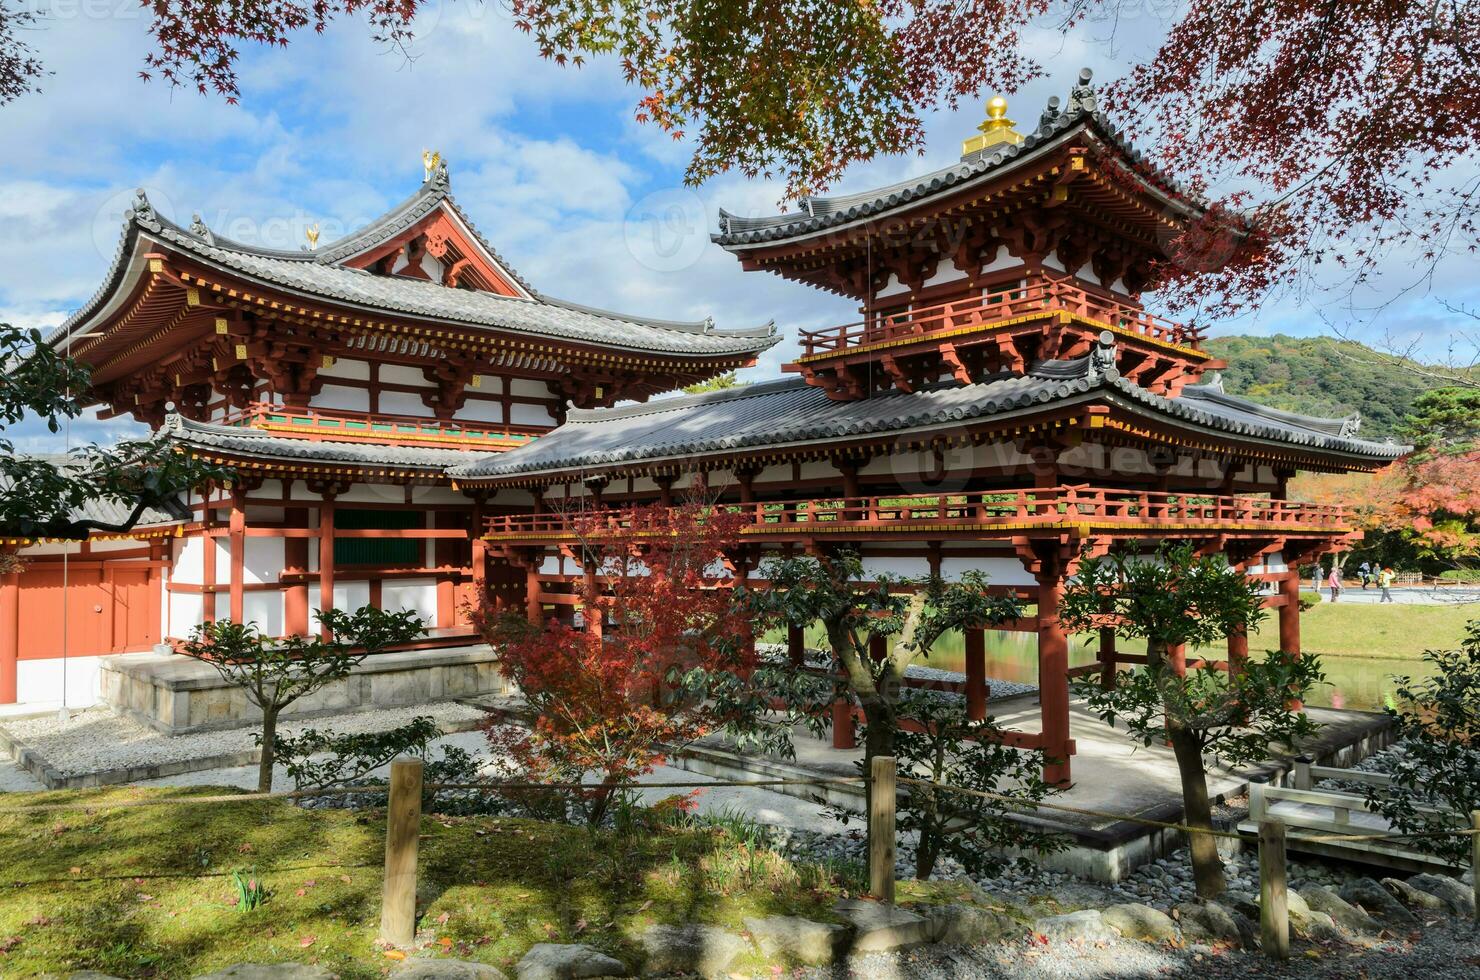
[5,74,1404,785]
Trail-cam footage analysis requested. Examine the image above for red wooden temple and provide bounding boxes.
[5,75,1403,784]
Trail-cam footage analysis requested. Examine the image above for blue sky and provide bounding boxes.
[3,1,1473,453]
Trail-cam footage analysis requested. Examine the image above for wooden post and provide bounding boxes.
[379,757,424,947]
[1292,756,1312,791]
[1277,570,1301,657]
[869,755,896,904]
[1227,623,1249,679]
[1472,810,1479,925]
[1259,818,1289,960]
[965,626,987,721]
[787,623,805,667]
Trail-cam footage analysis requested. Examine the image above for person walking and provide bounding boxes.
[1327,564,1342,602]
[1358,560,1372,589]
[1378,565,1396,603]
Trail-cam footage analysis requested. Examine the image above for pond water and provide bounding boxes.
[779,627,1438,713]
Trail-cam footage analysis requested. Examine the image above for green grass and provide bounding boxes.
[1206,600,1474,661]
[0,787,865,978]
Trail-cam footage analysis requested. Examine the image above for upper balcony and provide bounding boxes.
[483,486,1349,547]
[788,275,1216,400]
[220,402,544,452]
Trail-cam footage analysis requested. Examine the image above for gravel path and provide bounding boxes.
[793,921,1480,978]
[0,701,486,778]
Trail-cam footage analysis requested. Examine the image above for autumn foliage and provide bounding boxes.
[474,502,757,823]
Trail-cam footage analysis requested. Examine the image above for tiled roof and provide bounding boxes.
[450,349,1406,482]
[54,183,777,360]
[164,415,471,471]
[714,72,1210,249]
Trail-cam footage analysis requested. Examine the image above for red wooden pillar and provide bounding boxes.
[787,623,805,667]
[470,496,487,606]
[831,681,856,750]
[228,490,246,623]
[965,626,987,721]
[1277,570,1301,656]
[201,495,217,624]
[283,506,310,637]
[524,557,543,623]
[0,572,18,704]
[1037,568,1072,787]
[1227,624,1249,678]
[1278,568,1304,710]
[1168,642,1187,678]
[583,562,603,638]
[318,494,336,639]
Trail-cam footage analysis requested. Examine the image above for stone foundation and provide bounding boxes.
[99,644,509,735]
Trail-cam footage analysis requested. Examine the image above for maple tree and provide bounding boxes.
[1,2,1470,318]
[475,501,779,826]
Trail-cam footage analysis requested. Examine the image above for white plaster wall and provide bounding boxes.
[858,555,932,579]
[938,556,1037,586]
[381,579,437,625]
[213,539,232,587]
[319,357,371,381]
[875,274,908,299]
[509,378,551,399]
[456,399,503,424]
[308,582,371,616]
[538,556,563,576]
[1245,551,1288,575]
[172,536,204,584]
[798,460,842,482]
[1041,253,1066,273]
[312,384,371,413]
[510,402,557,426]
[244,591,284,635]
[18,655,104,707]
[380,390,431,416]
[980,246,1017,274]
[244,537,284,585]
[169,592,205,639]
[921,258,968,289]
[380,364,427,387]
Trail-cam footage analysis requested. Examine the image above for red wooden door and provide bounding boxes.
[109,567,160,651]
[17,566,110,660]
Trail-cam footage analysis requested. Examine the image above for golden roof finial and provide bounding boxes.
[305,223,320,249]
[962,96,1023,159]
[422,148,442,182]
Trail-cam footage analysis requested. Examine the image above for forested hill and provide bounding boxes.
[1201,335,1432,439]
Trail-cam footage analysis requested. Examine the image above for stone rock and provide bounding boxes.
[1407,873,1477,917]
[1223,892,1261,923]
[1101,903,1178,943]
[1299,886,1382,935]
[192,967,337,980]
[1292,908,1344,943]
[392,959,508,979]
[639,924,747,978]
[1032,910,1118,944]
[1382,877,1448,912]
[516,943,626,980]
[921,904,1022,945]
[743,915,850,966]
[1173,902,1249,947]
[1339,878,1417,927]
[832,898,934,953]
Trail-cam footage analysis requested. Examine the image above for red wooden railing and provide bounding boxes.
[797,275,1201,357]
[220,402,544,449]
[484,486,1346,539]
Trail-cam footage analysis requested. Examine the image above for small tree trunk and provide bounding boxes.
[1148,638,1225,899]
[1168,723,1225,898]
[257,705,279,794]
